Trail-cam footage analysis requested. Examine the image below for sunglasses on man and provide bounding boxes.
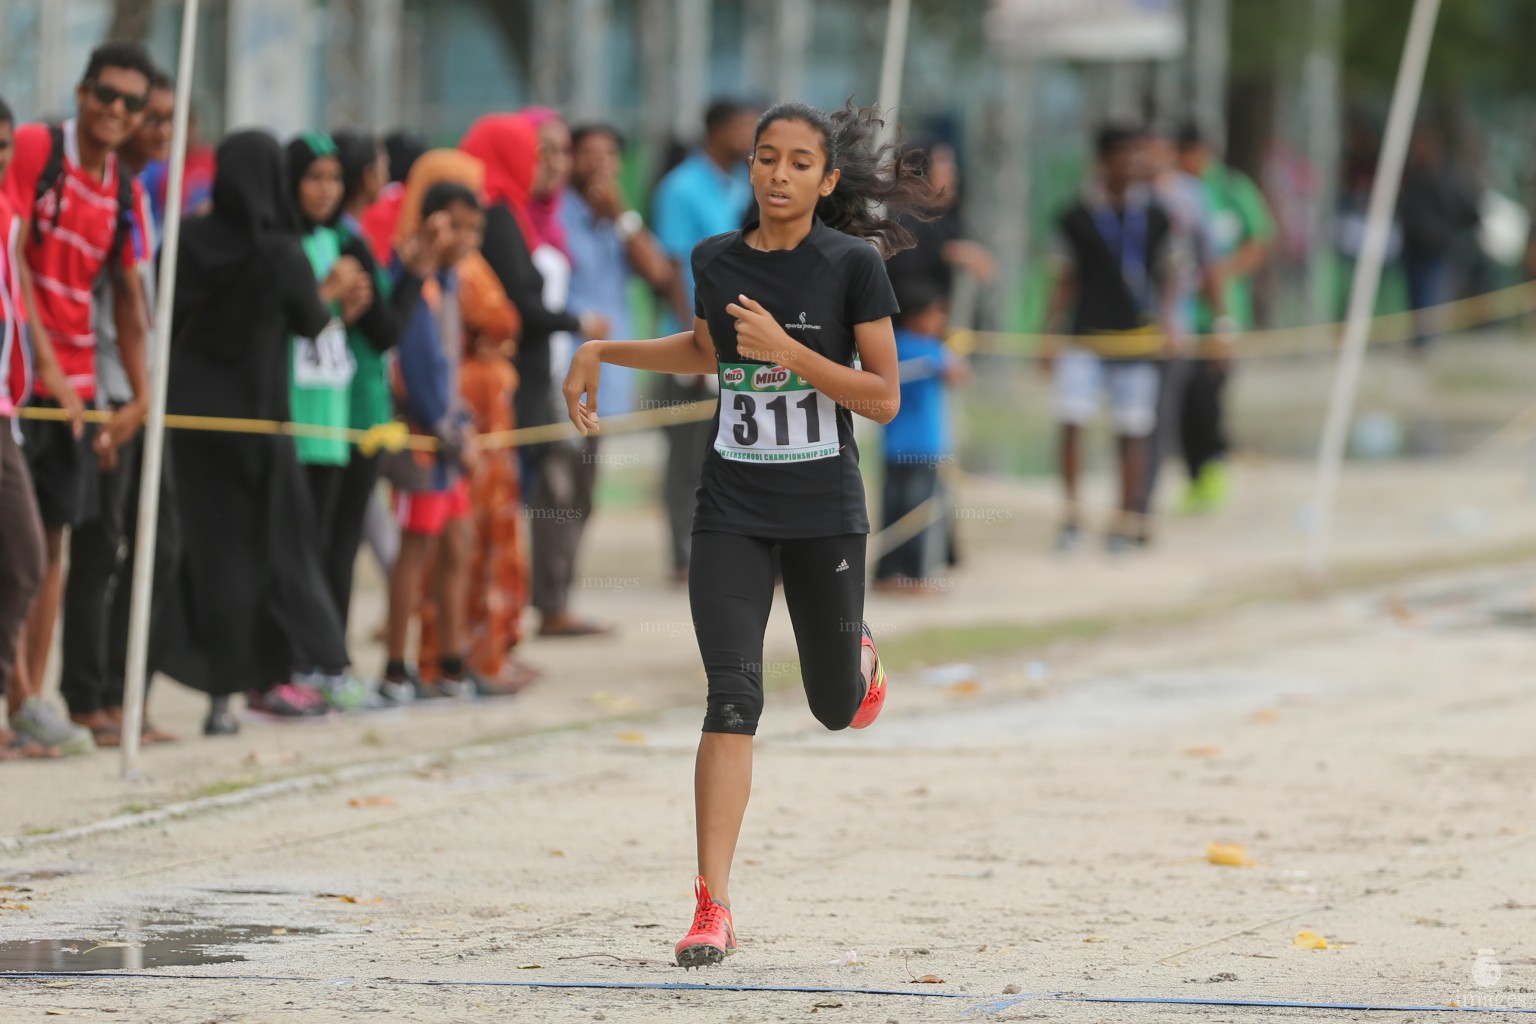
[84,78,148,115]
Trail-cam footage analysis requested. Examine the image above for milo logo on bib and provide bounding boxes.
[753,366,791,390]
[714,362,839,464]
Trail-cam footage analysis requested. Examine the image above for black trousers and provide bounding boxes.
[689,530,866,736]
[1136,357,1190,514]
[107,437,182,705]
[1179,360,1229,481]
[60,428,137,716]
[322,452,379,637]
[657,376,714,573]
[874,460,942,581]
[61,432,181,715]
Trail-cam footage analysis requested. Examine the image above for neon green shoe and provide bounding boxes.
[1179,476,1211,516]
[1198,461,1231,511]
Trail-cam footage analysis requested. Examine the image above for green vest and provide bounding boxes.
[289,226,355,466]
[345,234,394,433]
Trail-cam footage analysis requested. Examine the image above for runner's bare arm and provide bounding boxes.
[726,295,899,425]
[563,319,718,434]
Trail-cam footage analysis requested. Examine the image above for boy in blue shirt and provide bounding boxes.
[875,282,967,592]
[381,183,482,700]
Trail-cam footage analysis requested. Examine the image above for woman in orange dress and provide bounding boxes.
[395,151,538,694]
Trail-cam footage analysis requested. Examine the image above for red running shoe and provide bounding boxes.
[674,876,736,969]
[850,621,887,729]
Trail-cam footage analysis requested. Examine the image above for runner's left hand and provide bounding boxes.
[726,294,796,364]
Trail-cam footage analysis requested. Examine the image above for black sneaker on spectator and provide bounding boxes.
[378,666,424,707]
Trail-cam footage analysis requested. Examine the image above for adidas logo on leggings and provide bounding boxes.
[835,559,850,572]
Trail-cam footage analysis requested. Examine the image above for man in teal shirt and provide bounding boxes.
[1176,123,1275,512]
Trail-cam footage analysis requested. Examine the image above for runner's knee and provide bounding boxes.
[703,669,763,736]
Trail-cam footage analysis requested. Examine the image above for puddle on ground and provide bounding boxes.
[0,926,309,973]
[1,870,74,883]
[1389,576,1536,632]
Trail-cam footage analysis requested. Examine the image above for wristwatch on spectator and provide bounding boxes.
[615,209,644,241]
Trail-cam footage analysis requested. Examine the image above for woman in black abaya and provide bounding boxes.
[163,130,364,732]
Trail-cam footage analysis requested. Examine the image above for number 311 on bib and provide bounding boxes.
[714,362,839,464]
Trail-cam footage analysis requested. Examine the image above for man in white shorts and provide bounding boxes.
[1042,124,1179,553]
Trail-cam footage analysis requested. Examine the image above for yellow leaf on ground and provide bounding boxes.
[615,731,647,744]
[1184,746,1221,758]
[1292,930,1330,950]
[518,963,542,970]
[914,974,945,984]
[549,849,566,858]
[1082,936,1109,943]
[1207,842,1254,867]
[0,900,30,911]
[948,681,981,697]
[271,928,288,936]
[348,796,398,808]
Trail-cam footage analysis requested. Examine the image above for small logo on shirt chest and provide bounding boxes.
[784,311,822,331]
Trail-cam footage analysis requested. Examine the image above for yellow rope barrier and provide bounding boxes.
[950,278,1536,359]
[13,280,1535,451]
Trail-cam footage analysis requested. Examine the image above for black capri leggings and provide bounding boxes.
[690,531,867,736]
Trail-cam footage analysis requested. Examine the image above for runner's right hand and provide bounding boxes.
[563,343,603,436]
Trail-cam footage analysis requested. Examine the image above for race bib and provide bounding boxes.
[714,362,838,463]
[293,318,356,390]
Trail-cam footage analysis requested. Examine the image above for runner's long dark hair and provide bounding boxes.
[753,100,941,257]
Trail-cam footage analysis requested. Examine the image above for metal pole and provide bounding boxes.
[774,0,811,105]
[671,0,709,144]
[1305,0,1343,328]
[572,0,610,123]
[121,0,200,779]
[875,0,912,147]
[1192,0,1229,150]
[1304,0,1441,580]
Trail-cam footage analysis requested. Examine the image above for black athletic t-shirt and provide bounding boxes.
[1054,196,1172,336]
[690,218,899,539]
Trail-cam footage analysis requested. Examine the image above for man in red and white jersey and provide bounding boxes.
[0,42,153,752]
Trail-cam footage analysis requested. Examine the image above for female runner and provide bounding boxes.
[562,100,938,968]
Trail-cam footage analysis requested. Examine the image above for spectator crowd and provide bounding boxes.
[0,40,1293,761]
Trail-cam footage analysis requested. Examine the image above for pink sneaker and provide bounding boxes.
[674,876,736,969]
[247,683,329,718]
[850,621,887,729]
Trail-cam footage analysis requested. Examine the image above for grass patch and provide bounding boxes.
[190,777,257,800]
[360,728,385,748]
[21,826,57,837]
[118,803,154,816]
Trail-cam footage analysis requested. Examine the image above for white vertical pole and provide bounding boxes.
[38,0,66,114]
[875,0,912,148]
[572,0,610,123]
[121,0,200,780]
[773,0,811,105]
[671,0,709,143]
[1192,0,1228,150]
[1304,0,1441,580]
[1305,0,1343,328]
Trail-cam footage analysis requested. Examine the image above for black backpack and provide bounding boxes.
[30,122,136,280]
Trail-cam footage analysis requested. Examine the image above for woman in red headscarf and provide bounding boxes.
[460,113,610,638]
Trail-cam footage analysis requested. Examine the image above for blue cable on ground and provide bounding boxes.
[3,973,1534,1013]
